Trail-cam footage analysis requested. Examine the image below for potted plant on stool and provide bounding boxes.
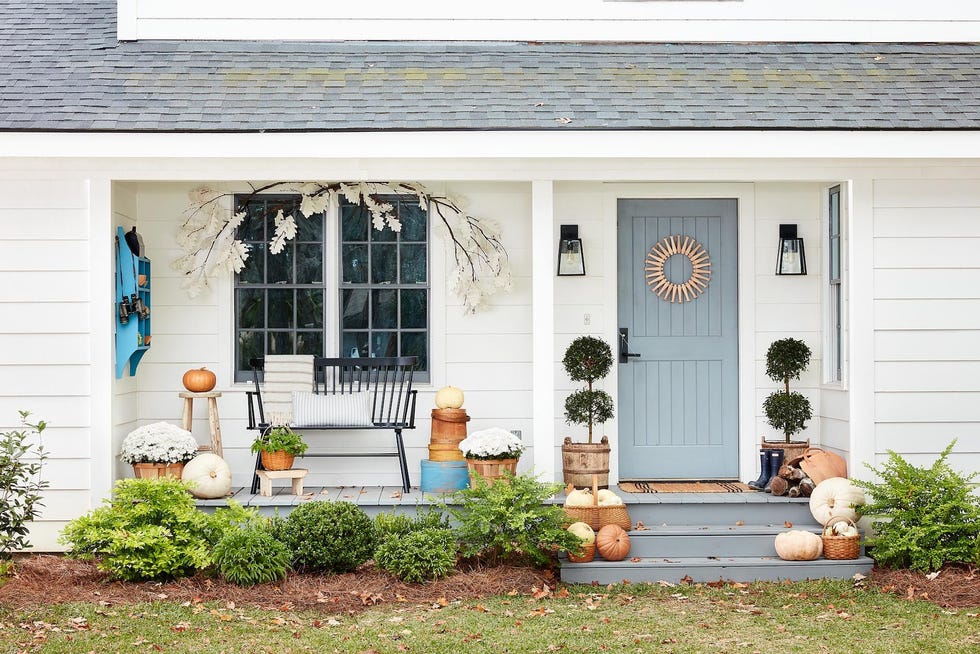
[250,426,308,471]
[749,338,813,491]
[561,336,615,489]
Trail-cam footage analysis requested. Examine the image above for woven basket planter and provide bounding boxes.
[261,450,295,472]
[466,457,518,486]
[822,517,861,560]
[132,462,184,480]
[567,543,596,563]
[563,474,632,532]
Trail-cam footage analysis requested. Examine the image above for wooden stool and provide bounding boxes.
[254,469,308,497]
[179,391,223,458]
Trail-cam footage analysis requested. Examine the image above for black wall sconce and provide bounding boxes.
[776,224,807,275]
[557,224,586,276]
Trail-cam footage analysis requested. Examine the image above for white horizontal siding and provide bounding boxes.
[872,178,980,469]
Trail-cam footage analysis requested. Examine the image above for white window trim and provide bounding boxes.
[822,181,849,389]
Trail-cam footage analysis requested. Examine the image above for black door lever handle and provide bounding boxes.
[619,327,642,363]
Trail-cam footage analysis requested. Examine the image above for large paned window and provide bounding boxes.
[827,185,842,382]
[340,196,429,374]
[233,193,429,382]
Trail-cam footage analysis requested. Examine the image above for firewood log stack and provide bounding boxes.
[769,460,816,497]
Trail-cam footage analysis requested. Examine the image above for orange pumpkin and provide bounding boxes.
[595,524,631,561]
[182,367,216,393]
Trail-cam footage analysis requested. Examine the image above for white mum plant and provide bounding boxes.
[174,181,512,314]
[119,422,199,464]
[458,427,525,461]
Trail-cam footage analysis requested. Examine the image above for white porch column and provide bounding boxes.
[531,180,556,481]
[847,179,876,477]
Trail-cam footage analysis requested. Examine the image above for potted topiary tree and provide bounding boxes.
[561,336,615,489]
[749,338,813,491]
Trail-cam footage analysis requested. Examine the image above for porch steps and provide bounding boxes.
[560,492,873,584]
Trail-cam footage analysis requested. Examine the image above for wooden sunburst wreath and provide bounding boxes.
[644,235,712,303]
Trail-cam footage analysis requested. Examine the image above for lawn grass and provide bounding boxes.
[1,579,976,653]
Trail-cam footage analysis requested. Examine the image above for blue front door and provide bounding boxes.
[617,199,739,479]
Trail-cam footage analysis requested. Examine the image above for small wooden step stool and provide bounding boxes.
[179,391,223,458]
[254,468,309,497]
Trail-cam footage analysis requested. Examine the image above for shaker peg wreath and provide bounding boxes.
[644,235,711,303]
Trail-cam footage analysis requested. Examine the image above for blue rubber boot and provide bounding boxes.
[764,449,785,493]
[746,450,772,490]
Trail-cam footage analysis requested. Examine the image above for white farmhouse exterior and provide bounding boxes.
[1,1,978,550]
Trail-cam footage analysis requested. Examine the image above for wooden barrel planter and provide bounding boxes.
[428,408,470,461]
[561,436,610,489]
[761,439,810,465]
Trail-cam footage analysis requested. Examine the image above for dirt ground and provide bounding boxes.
[0,555,977,613]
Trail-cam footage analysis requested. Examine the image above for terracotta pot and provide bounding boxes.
[132,462,184,480]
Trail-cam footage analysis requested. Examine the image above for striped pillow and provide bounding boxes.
[291,391,375,428]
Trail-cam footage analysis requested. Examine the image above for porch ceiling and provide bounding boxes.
[2,1,979,133]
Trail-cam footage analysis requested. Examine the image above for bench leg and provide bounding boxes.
[394,428,411,493]
[250,451,263,494]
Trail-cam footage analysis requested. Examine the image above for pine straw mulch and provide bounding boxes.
[1,556,978,613]
[0,555,555,614]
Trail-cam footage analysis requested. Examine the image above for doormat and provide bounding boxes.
[618,481,754,493]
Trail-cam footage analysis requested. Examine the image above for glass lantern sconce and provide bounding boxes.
[776,224,807,276]
[557,224,586,276]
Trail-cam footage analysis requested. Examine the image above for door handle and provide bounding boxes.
[619,327,641,363]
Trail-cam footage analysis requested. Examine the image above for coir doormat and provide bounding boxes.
[618,481,754,493]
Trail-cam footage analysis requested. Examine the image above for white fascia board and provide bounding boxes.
[1,131,979,162]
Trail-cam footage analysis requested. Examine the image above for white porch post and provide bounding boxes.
[847,179,876,477]
[531,180,557,481]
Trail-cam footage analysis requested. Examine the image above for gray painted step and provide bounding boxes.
[561,555,874,584]
[620,498,817,527]
[624,526,826,558]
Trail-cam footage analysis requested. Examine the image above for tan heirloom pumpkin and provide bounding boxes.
[434,385,465,409]
[774,530,823,561]
[567,521,596,545]
[182,367,216,393]
[182,452,232,499]
[809,477,866,526]
[596,524,631,561]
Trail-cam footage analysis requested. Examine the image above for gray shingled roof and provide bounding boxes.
[1,0,978,132]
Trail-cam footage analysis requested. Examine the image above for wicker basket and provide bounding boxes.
[466,457,518,486]
[567,543,596,563]
[261,450,295,471]
[822,517,861,560]
[563,474,632,532]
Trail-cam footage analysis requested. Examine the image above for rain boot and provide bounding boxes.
[746,450,772,490]
[764,449,785,493]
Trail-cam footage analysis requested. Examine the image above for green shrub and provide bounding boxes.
[375,527,456,583]
[203,500,267,546]
[213,525,291,586]
[854,441,980,572]
[59,478,212,581]
[279,501,376,573]
[374,507,450,542]
[0,412,49,559]
[442,473,580,567]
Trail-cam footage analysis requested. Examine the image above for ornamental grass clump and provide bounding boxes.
[854,440,980,572]
[213,525,292,587]
[119,422,198,464]
[458,427,525,460]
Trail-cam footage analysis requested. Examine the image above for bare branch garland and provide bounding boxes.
[173,182,512,314]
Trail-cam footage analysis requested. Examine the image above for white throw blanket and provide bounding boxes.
[261,355,314,426]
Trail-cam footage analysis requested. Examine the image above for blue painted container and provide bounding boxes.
[420,459,469,494]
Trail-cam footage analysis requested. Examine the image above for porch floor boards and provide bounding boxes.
[197,484,808,509]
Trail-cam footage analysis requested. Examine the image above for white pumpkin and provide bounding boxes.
[567,521,596,545]
[774,530,823,561]
[596,489,624,506]
[809,477,866,526]
[564,488,594,508]
[183,452,232,499]
[435,386,465,409]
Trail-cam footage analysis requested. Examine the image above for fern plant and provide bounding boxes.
[441,473,580,567]
[854,441,980,572]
